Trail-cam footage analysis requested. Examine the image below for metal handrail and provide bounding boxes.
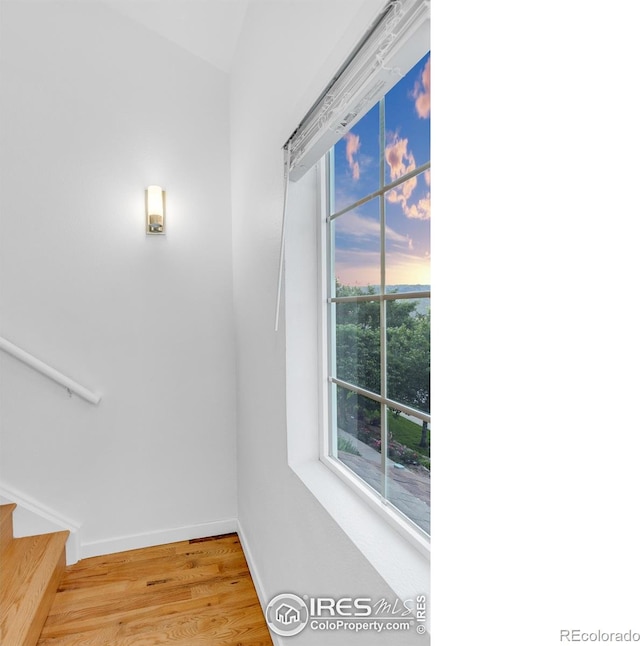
[0,336,101,405]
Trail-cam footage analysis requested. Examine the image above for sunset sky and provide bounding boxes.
[331,51,431,288]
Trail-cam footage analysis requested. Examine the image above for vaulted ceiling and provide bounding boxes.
[103,1,250,74]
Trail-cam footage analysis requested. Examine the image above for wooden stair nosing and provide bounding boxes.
[1,530,69,646]
[0,503,17,551]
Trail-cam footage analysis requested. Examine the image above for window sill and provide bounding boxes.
[283,166,430,619]
[320,454,430,556]
[290,456,430,607]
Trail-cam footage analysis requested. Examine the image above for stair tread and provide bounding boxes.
[1,530,69,646]
[1,504,17,552]
[0,503,17,519]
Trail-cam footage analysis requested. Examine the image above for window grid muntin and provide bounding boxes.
[379,96,389,500]
[328,159,431,222]
[328,381,431,538]
[329,377,430,425]
[326,93,430,530]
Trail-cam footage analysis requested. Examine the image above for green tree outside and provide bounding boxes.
[334,281,430,457]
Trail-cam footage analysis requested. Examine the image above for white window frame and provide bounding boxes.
[282,0,431,613]
[283,162,429,613]
[317,146,430,556]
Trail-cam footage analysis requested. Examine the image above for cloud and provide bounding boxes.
[386,225,411,247]
[336,211,413,259]
[335,211,429,285]
[384,133,429,220]
[344,132,361,181]
[336,211,379,241]
[412,58,430,119]
[404,195,431,220]
[385,135,416,181]
[336,210,414,250]
[398,175,418,202]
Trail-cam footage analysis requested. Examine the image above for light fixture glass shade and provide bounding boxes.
[146,185,165,234]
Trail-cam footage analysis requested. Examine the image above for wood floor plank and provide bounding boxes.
[116,592,272,644]
[37,533,272,645]
[45,560,252,626]
[44,576,249,634]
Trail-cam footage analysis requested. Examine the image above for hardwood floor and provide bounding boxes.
[36,533,273,645]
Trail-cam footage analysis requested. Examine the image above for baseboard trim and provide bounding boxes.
[236,519,268,607]
[0,481,82,565]
[80,517,238,560]
[236,519,284,646]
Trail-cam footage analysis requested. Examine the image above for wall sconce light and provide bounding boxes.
[146,185,165,235]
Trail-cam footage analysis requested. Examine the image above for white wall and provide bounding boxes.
[0,1,237,552]
[1,2,429,640]
[230,2,428,643]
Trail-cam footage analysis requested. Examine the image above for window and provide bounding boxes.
[280,0,430,550]
[323,52,431,537]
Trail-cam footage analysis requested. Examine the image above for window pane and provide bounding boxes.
[332,197,381,289]
[326,46,431,540]
[384,173,430,291]
[384,52,430,185]
[332,103,380,215]
[334,300,380,394]
[334,386,383,496]
[386,298,430,414]
[386,409,430,534]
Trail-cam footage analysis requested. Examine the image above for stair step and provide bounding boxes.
[0,530,69,646]
[0,503,17,552]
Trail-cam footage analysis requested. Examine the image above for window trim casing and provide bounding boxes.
[317,157,430,558]
[281,160,430,618]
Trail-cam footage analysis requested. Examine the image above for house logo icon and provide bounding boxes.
[265,593,309,636]
[275,603,300,625]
